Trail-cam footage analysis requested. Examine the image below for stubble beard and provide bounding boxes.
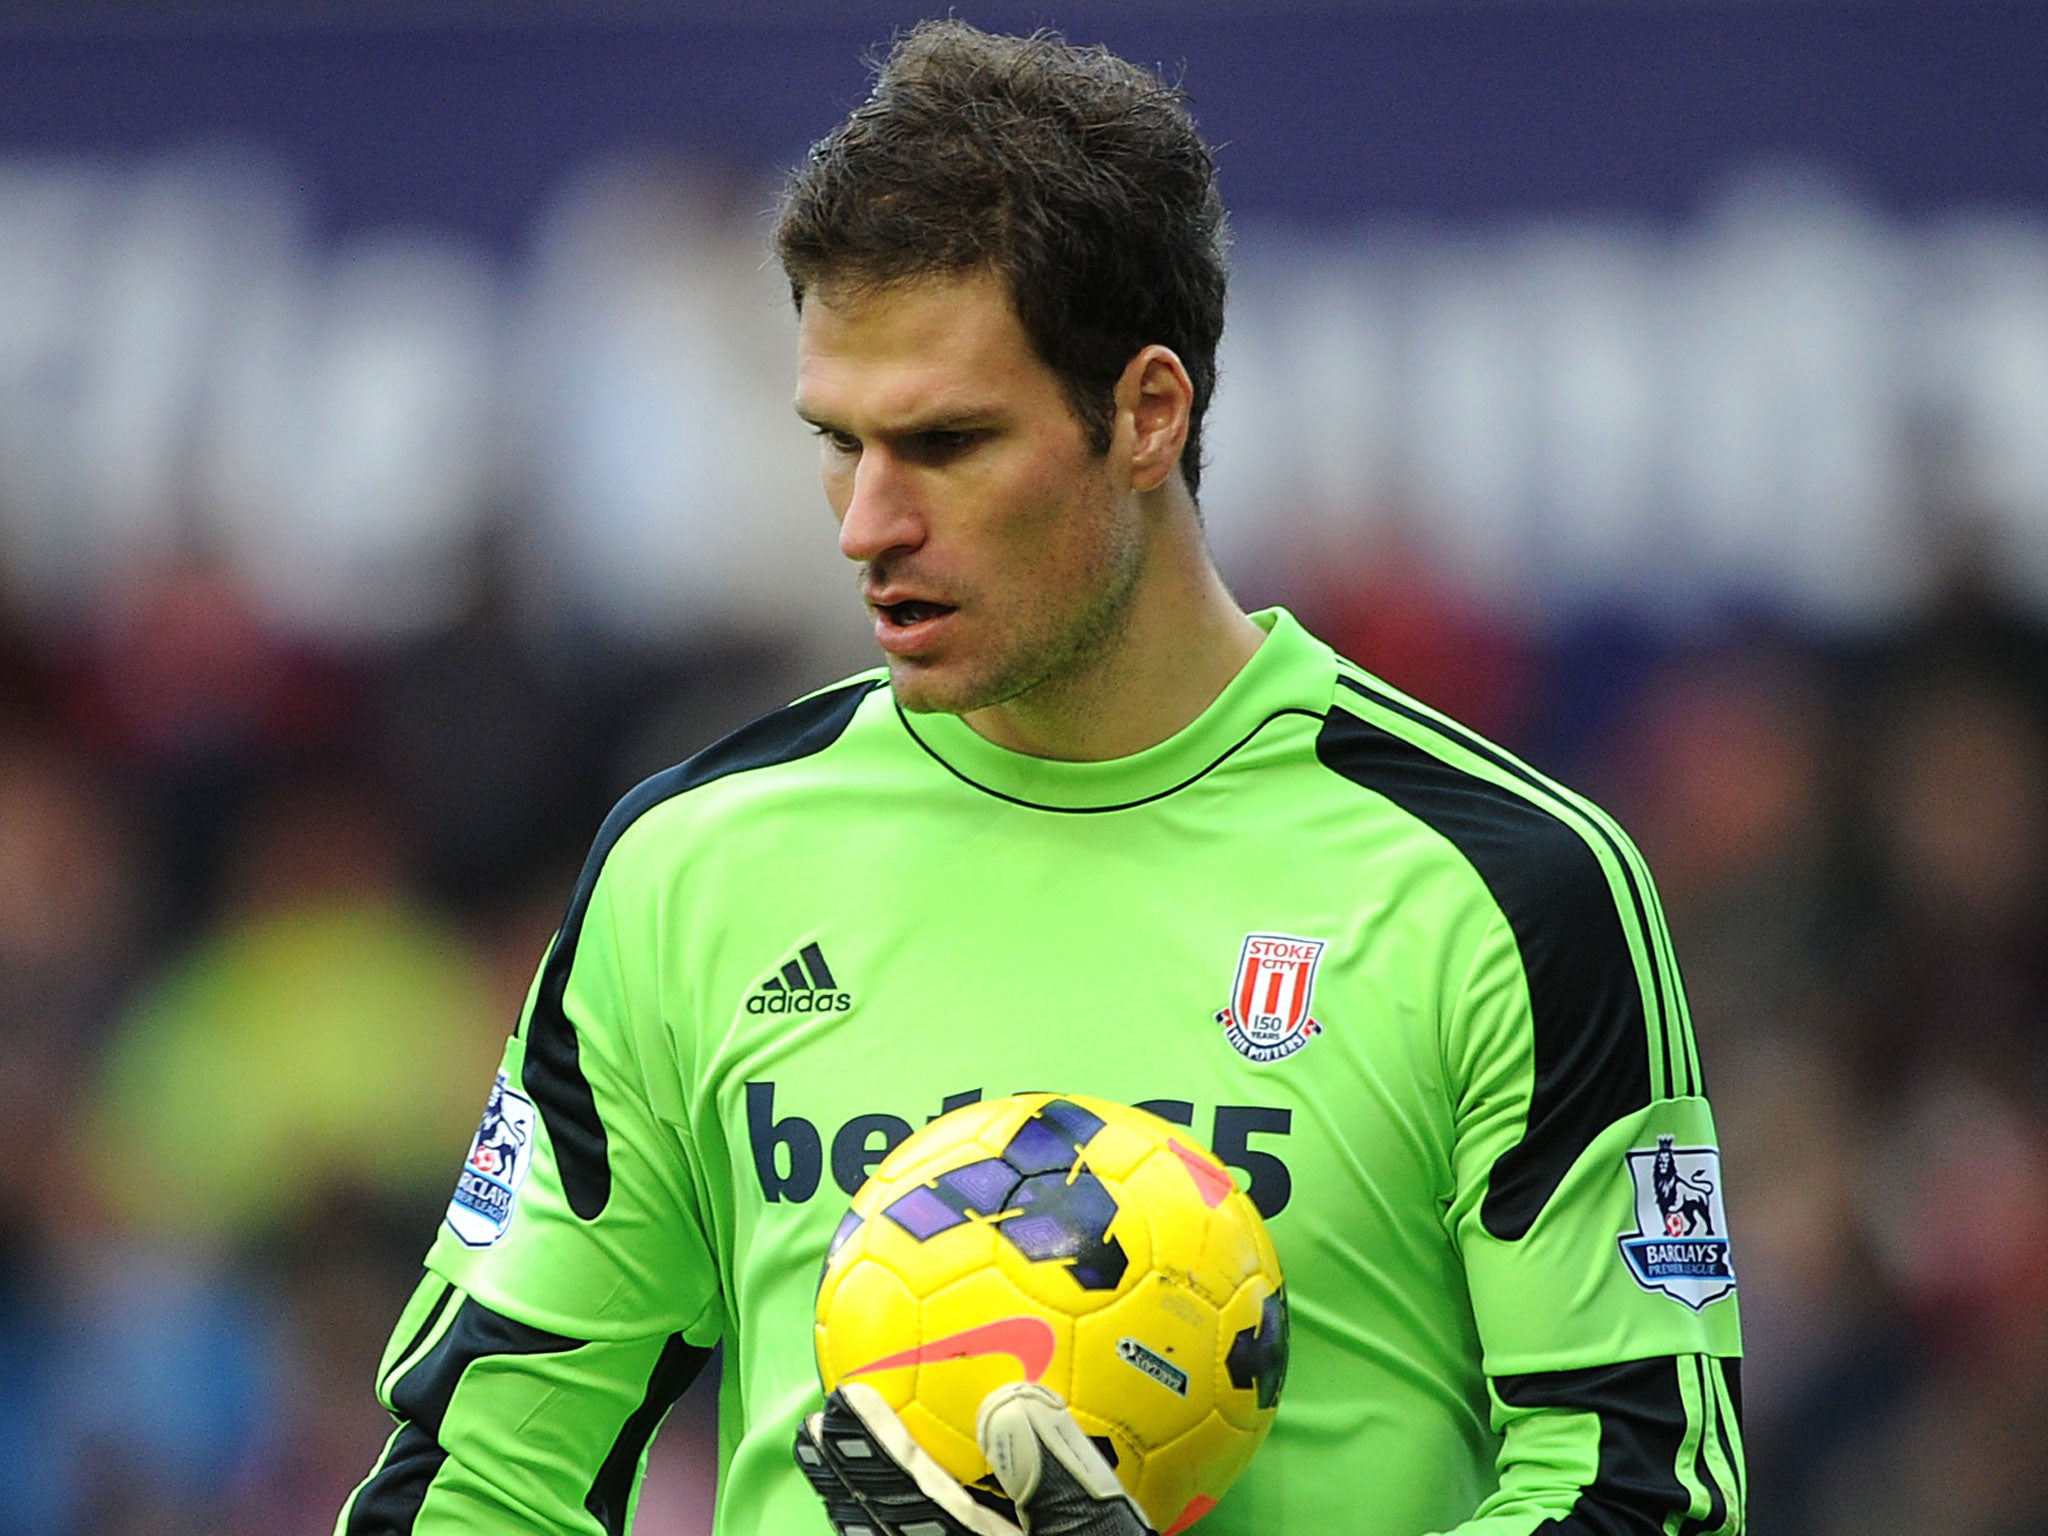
[886,504,1148,724]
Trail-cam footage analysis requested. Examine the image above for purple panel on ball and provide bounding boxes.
[1003,1117,1075,1176]
[1005,1171,1129,1289]
[885,1184,965,1241]
[1037,1098,1106,1148]
[939,1157,1019,1212]
[1001,1213,1083,1261]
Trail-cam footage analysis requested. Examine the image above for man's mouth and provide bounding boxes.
[878,599,956,629]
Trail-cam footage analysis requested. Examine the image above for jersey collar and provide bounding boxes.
[892,608,1330,812]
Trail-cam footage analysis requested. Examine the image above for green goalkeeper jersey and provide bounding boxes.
[338,608,1744,1536]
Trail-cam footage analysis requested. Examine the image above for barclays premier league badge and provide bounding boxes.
[447,1071,537,1248]
[1618,1136,1736,1310]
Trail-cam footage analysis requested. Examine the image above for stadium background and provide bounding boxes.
[1,2,2044,1531]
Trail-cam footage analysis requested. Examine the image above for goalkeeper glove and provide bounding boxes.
[794,1380,1156,1536]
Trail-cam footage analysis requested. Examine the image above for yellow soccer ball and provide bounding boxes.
[813,1093,1287,1534]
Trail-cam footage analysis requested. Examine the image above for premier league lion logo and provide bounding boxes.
[446,1070,538,1248]
[1619,1135,1735,1310]
[1651,1136,1717,1237]
[467,1078,530,1181]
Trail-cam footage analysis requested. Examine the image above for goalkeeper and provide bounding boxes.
[337,19,1744,1536]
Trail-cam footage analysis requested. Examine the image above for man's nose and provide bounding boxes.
[837,451,925,564]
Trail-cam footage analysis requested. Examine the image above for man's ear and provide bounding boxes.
[1118,345,1194,493]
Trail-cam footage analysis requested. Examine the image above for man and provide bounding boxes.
[337,21,1743,1536]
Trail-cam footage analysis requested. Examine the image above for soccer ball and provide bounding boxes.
[813,1092,1287,1534]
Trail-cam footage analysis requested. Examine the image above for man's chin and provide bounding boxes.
[884,656,1001,718]
[884,661,962,716]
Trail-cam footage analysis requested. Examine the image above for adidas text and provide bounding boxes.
[747,990,853,1015]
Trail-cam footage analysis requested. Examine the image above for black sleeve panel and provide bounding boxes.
[345,1295,584,1534]
[1495,1355,1745,1536]
[343,1290,713,1535]
[584,1334,715,1536]
[521,676,882,1221]
[1318,692,1658,1240]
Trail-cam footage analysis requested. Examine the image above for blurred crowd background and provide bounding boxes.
[2,2,2046,1532]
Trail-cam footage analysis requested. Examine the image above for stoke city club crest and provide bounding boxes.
[1216,933,1326,1064]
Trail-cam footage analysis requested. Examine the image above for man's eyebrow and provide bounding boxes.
[899,410,1003,435]
[793,403,1004,434]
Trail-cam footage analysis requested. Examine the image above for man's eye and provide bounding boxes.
[812,427,860,455]
[918,430,981,457]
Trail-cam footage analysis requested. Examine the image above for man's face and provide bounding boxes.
[794,268,1145,725]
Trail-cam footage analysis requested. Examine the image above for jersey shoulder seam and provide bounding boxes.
[595,673,886,869]
[1323,666,1687,1097]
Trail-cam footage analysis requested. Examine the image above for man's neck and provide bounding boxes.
[961,516,1266,763]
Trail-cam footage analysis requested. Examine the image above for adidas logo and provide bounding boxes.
[747,942,854,1016]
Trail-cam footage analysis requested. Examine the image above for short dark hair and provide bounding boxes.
[775,19,1229,496]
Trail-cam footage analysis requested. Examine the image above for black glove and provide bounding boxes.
[795,1380,1156,1536]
